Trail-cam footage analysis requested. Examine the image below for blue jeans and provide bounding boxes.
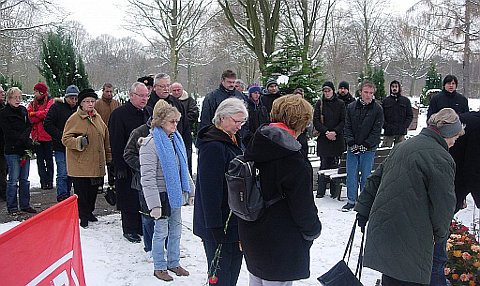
[346,148,375,204]
[142,213,155,252]
[54,151,71,199]
[5,154,31,211]
[430,238,448,286]
[152,207,182,270]
[35,141,54,186]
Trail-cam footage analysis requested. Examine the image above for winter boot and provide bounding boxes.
[316,174,327,198]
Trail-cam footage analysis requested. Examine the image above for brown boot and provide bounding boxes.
[168,266,190,276]
[154,270,174,281]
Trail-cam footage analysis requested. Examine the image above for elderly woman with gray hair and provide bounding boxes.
[139,103,194,282]
[194,97,248,286]
[355,107,464,286]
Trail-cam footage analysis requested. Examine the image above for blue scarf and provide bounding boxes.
[152,127,191,209]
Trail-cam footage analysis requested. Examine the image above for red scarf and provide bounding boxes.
[269,122,296,138]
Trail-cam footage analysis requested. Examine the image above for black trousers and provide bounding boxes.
[382,274,428,286]
[72,177,101,221]
[121,210,142,235]
[203,240,242,286]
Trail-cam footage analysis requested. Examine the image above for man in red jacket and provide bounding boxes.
[28,82,54,190]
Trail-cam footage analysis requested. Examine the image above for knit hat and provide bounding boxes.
[34,82,48,94]
[138,76,153,87]
[322,81,335,92]
[265,78,278,89]
[338,81,349,90]
[248,85,262,96]
[65,85,80,97]
[78,88,98,103]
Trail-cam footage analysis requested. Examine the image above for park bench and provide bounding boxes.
[317,147,392,200]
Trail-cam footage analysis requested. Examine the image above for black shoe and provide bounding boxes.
[56,194,70,202]
[123,233,141,243]
[316,194,324,198]
[21,207,38,214]
[8,209,20,216]
[341,203,355,212]
[80,219,88,228]
[45,183,54,190]
[87,213,98,222]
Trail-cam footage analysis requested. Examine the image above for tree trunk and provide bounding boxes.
[463,0,471,97]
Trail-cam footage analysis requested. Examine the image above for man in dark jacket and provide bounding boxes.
[337,81,355,106]
[343,80,384,211]
[427,74,469,120]
[199,70,246,129]
[261,78,282,114]
[170,82,199,174]
[109,82,152,243]
[313,81,346,198]
[244,84,269,146]
[44,85,79,202]
[381,80,413,147]
[147,73,191,155]
[0,86,6,201]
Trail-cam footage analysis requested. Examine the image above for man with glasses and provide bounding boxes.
[0,86,6,201]
[147,74,190,158]
[95,83,121,192]
[109,82,153,243]
[200,70,247,136]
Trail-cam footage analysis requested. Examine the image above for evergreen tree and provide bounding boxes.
[421,63,442,105]
[357,66,386,100]
[38,31,89,97]
[263,36,323,105]
[0,75,22,90]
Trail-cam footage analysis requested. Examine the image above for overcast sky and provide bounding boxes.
[57,0,417,40]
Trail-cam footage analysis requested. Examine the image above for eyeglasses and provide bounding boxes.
[82,99,96,104]
[155,85,170,90]
[134,92,150,98]
[168,119,180,124]
[230,116,247,126]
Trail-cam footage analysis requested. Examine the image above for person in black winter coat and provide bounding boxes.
[450,111,480,213]
[239,95,321,285]
[243,85,269,146]
[109,82,152,243]
[194,98,247,286]
[427,74,469,120]
[0,87,36,215]
[261,78,283,114]
[44,85,79,202]
[0,86,6,201]
[381,80,413,147]
[343,81,384,211]
[337,81,355,106]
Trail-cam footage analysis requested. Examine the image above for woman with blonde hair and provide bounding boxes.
[139,103,193,282]
[355,107,464,286]
[238,95,322,285]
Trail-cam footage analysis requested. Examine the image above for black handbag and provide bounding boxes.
[318,218,365,286]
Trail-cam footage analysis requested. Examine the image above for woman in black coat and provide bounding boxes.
[0,87,36,215]
[239,95,321,285]
[194,97,247,286]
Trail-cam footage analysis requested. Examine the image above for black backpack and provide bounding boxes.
[225,154,283,221]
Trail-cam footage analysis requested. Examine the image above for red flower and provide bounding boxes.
[19,159,27,168]
[209,275,218,284]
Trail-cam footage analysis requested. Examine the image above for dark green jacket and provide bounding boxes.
[355,128,456,284]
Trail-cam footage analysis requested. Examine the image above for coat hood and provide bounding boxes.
[196,125,240,149]
[245,124,301,163]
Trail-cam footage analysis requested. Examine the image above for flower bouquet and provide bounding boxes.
[445,219,480,285]
[20,149,34,167]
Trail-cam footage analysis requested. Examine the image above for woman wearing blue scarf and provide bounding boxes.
[139,104,194,282]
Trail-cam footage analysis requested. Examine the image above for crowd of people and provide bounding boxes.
[0,70,478,285]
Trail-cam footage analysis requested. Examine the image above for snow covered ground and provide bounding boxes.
[1,99,479,285]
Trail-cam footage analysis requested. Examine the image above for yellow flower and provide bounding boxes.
[453,250,463,257]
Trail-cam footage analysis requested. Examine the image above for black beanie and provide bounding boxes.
[338,81,349,90]
[322,81,335,92]
[78,88,98,103]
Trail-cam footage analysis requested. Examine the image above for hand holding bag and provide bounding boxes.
[317,218,365,286]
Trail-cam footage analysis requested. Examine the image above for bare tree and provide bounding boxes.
[218,0,282,75]
[125,0,213,80]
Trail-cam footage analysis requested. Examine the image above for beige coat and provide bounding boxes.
[62,107,112,177]
[94,97,120,126]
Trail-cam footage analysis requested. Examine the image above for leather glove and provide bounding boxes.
[358,145,368,153]
[116,168,128,180]
[351,144,361,155]
[150,207,162,220]
[211,227,226,245]
[80,135,89,148]
[357,213,368,233]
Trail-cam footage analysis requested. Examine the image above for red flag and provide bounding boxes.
[0,195,86,285]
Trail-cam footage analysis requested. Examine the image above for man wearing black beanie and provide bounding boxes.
[337,81,355,106]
